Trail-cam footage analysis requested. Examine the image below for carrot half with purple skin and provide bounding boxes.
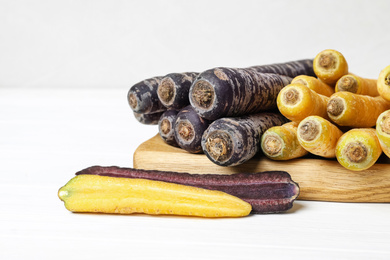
[157,72,199,109]
[174,105,211,153]
[201,112,288,167]
[76,166,300,214]
[127,76,166,114]
[158,109,179,146]
[189,59,314,120]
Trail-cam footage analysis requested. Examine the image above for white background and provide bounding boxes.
[1,1,390,259]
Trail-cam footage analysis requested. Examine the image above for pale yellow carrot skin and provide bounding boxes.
[261,122,308,160]
[313,49,349,86]
[376,109,390,158]
[327,92,390,128]
[291,75,334,97]
[277,84,330,122]
[297,116,343,158]
[377,65,390,102]
[335,74,378,96]
[336,128,382,171]
[58,175,252,218]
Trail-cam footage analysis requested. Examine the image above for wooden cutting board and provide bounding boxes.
[133,134,390,203]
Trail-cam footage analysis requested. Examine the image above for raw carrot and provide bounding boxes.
[127,76,166,114]
[276,83,330,122]
[327,92,390,128]
[189,59,315,120]
[202,112,288,167]
[376,109,390,158]
[174,105,211,153]
[157,72,199,109]
[377,65,390,102]
[297,116,343,158]
[291,75,334,97]
[261,122,308,160]
[133,111,163,125]
[335,74,378,96]
[58,175,252,217]
[158,109,179,147]
[313,49,349,85]
[336,128,382,171]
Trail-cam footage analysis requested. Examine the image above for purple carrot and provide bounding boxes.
[76,165,300,214]
[127,76,166,114]
[174,105,211,153]
[133,111,163,125]
[202,112,288,167]
[248,59,315,78]
[157,72,199,109]
[158,109,179,146]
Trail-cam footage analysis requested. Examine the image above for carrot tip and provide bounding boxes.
[204,132,232,162]
[338,75,358,93]
[318,53,337,70]
[327,97,344,117]
[177,121,195,142]
[344,141,368,163]
[158,78,175,104]
[263,134,283,156]
[128,93,138,109]
[191,80,215,109]
[298,119,320,142]
[282,88,301,106]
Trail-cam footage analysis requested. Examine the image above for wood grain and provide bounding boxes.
[133,134,390,203]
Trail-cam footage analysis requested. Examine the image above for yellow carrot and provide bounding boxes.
[261,122,308,160]
[291,75,334,97]
[377,65,390,102]
[58,175,252,218]
[327,92,390,128]
[335,74,378,96]
[313,49,349,85]
[336,128,382,171]
[376,109,390,158]
[297,116,343,158]
[277,83,330,122]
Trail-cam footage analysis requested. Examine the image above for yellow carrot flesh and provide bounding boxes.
[297,116,343,158]
[58,175,252,218]
[377,65,390,102]
[277,83,330,122]
[313,49,349,86]
[291,75,334,97]
[327,92,390,128]
[335,74,378,96]
[261,122,308,160]
[336,128,382,171]
[376,109,390,158]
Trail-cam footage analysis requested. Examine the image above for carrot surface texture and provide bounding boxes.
[261,122,308,160]
[58,175,252,218]
[291,75,334,97]
[335,74,378,97]
[313,49,349,86]
[377,65,390,102]
[376,109,390,158]
[327,92,390,128]
[277,83,330,122]
[335,128,382,171]
[297,116,343,158]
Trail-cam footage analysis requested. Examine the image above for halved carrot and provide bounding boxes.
[327,92,390,128]
[335,74,378,96]
[277,83,330,122]
[377,65,390,102]
[291,75,334,97]
[376,109,390,158]
[297,116,343,158]
[261,121,308,160]
[336,128,382,171]
[313,49,349,86]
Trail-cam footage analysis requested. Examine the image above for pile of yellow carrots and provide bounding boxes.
[261,49,390,171]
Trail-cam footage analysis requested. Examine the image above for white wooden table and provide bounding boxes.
[1,88,389,259]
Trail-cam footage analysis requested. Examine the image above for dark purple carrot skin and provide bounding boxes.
[174,105,211,153]
[133,111,164,125]
[127,76,166,114]
[157,72,199,109]
[189,69,292,120]
[75,166,300,214]
[158,109,179,146]
[248,59,315,78]
[202,112,289,167]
